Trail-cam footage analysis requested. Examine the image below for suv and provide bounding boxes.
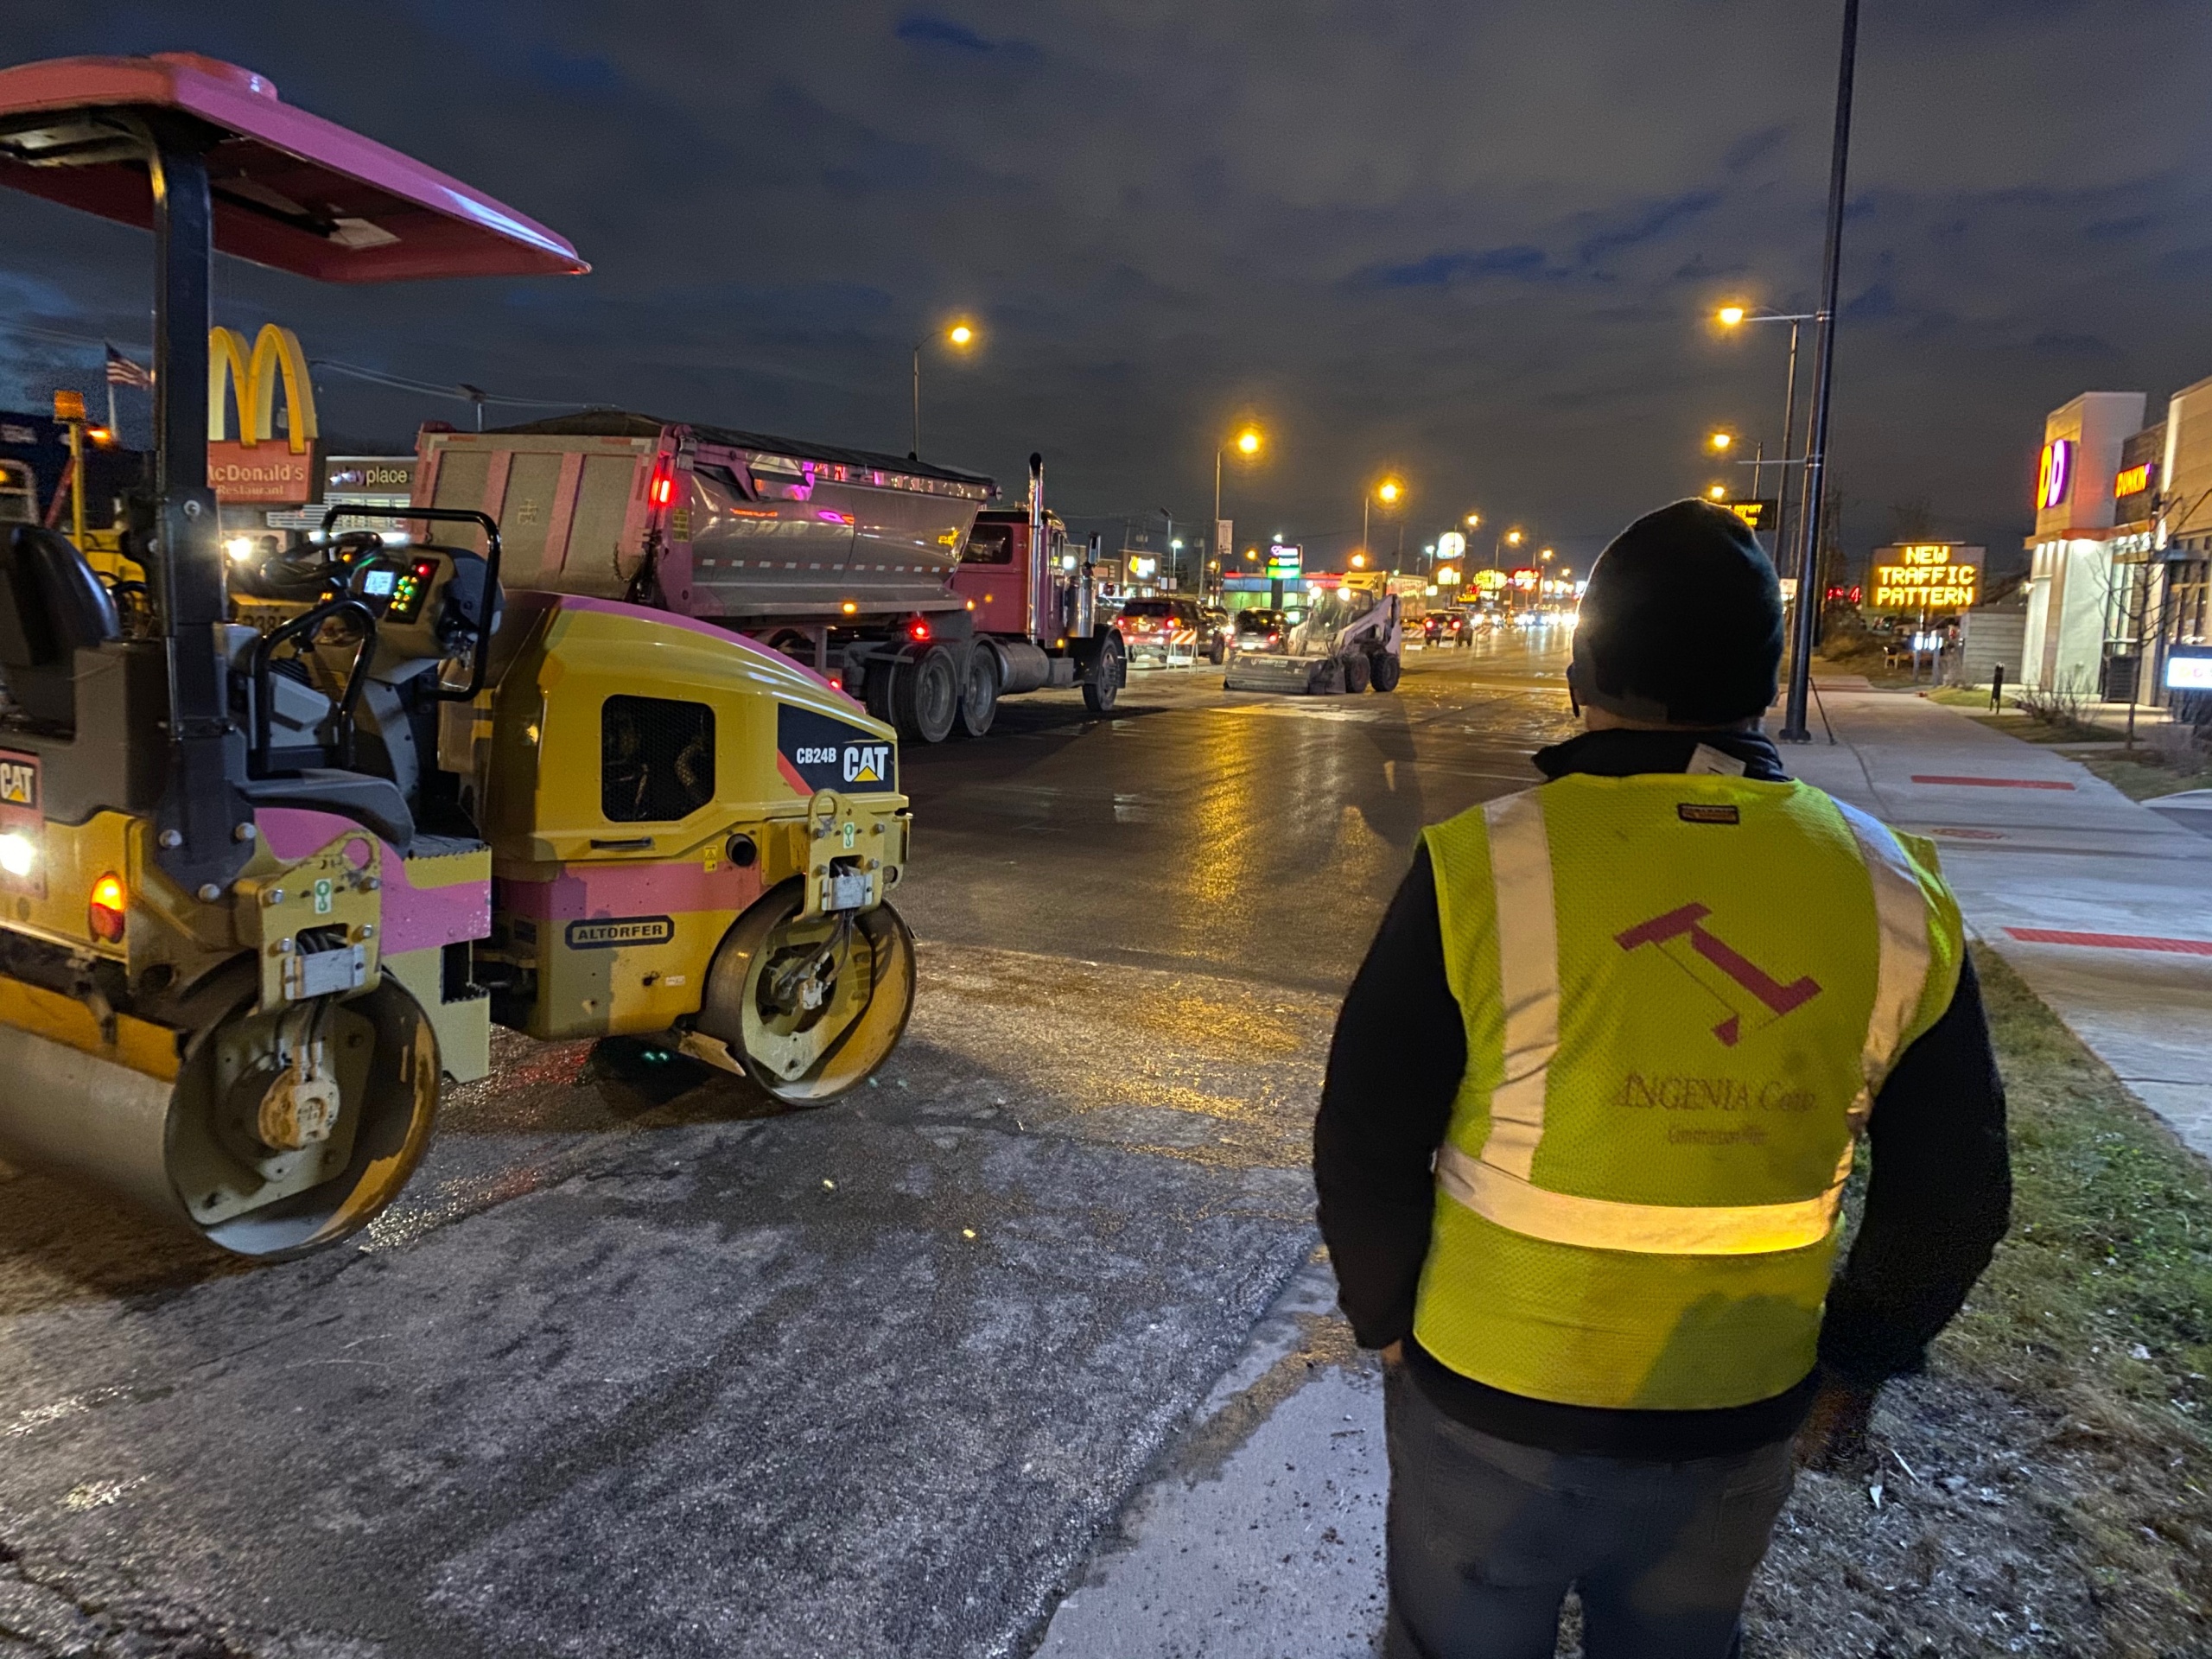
[1113,596,1209,665]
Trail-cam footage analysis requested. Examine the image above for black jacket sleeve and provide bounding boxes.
[1817,950,2012,1386]
[1313,844,1467,1349]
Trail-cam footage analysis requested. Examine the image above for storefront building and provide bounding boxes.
[2020,391,2141,694]
[2152,376,2212,709]
[2021,381,2212,708]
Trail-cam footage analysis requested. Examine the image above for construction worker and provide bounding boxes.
[1314,499,2010,1659]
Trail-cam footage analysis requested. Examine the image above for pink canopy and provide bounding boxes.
[0,53,588,283]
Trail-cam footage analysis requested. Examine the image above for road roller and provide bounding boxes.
[0,53,916,1256]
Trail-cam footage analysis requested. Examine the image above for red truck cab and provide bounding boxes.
[953,506,1069,640]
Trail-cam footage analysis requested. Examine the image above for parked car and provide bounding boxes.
[1199,604,1234,665]
[1232,607,1289,653]
[1112,596,1209,665]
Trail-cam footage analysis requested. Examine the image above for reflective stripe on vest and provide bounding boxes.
[1442,785,1936,1257]
[1834,798,1937,1128]
[1435,1141,1844,1255]
[1477,791,1556,1180]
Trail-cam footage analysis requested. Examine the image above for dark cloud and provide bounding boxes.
[3,1,2210,570]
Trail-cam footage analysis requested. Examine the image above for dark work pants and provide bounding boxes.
[1382,1364,1796,1659]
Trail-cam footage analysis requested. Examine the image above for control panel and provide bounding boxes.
[354,556,441,626]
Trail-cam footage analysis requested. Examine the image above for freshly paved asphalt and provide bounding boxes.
[0,630,1576,1659]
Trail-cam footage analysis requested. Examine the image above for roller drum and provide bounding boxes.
[0,977,441,1259]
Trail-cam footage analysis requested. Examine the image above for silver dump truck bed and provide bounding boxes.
[417,410,998,623]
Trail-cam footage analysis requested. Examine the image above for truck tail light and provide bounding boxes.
[649,459,674,508]
[907,618,931,642]
[89,872,126,942]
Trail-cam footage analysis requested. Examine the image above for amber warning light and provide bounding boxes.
[89,872,126,943]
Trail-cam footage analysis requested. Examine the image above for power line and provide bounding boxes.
[0,319,585,410]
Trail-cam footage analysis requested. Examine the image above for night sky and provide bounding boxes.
[4,3,2209,575]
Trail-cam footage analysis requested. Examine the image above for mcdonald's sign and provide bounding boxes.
[207,324,322,504]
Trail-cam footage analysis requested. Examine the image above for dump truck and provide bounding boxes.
[417,421,1125,740]
[0,52,918,1257]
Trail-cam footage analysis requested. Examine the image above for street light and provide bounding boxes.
[1708,484,1728,499]
[913,319,979,458]
[1214,425,1265,591]
[1713,302,1821,600]
[1364,477,1405,570]
[1710,429,1771,515]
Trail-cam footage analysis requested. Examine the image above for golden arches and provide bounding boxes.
[208,324,320,454]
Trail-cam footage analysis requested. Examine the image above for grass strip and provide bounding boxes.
[1947,944,2212,1619]
[2073,750,2212,803]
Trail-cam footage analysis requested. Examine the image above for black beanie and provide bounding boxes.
[1567,499,1783,726]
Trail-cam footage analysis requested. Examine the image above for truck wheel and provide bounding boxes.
[1209,637,1226,666]
[1370,650,1402,692]
[893,644,959,743]
[956,646,999,738]
[1342,651,1372,693]
[862,658,896,726]
[1083,631,1126,713]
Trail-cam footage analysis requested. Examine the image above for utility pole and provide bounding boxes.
[1781,0,1859,743]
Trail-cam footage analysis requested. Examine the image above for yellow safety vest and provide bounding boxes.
[1412,772,1963,1411]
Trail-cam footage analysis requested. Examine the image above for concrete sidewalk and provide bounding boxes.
[1789,682,2212,1162]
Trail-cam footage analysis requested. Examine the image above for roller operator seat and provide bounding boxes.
[0,524,119,730]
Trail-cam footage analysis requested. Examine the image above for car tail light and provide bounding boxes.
[89,872,126,943]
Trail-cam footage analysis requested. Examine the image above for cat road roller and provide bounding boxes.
[0,53,916,1256]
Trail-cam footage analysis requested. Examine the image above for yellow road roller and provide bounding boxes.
[0,53,915,1256]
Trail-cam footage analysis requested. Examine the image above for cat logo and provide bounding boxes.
[0,756,35,809]
[778,704,896,795]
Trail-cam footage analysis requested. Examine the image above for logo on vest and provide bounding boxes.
[1615,902,1821,1047]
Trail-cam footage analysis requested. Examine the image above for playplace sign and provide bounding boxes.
[1870,543,1980,611]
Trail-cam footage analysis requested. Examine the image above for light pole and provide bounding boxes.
[1365,478,1402,567]
[1710,430,1767,519]
[912,321,977,459]
[1716,310,1819,584]
[1720,5,1857,736]
[1215,425,1262,576]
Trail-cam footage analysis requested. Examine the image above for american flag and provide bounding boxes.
[103,342,152,390]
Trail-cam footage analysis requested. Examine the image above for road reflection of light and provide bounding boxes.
[912,943,1333,1172]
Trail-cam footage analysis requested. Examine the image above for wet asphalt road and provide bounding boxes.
[0,631,1574,1659]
